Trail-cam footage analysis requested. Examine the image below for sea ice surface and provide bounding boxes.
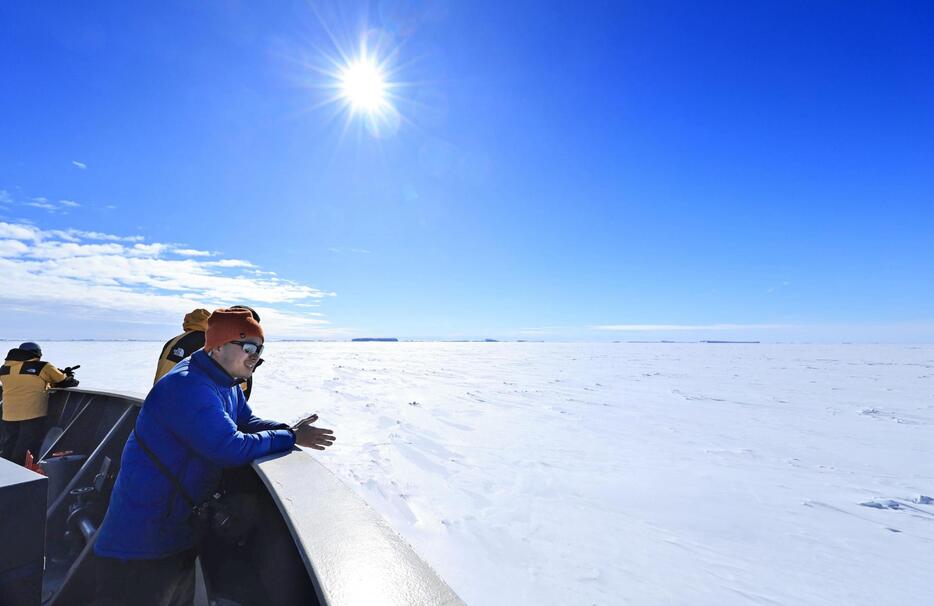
[4,341,933,605]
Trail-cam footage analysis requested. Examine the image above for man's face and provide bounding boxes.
[212,339,263,379]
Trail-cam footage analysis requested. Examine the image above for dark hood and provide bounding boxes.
[5,348,40,362]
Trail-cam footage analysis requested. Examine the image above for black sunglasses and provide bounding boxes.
[230,340,263,356]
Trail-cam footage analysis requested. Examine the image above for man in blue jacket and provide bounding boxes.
[93,308,335,606]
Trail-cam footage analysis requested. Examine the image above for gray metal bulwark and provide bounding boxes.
[252,451,465,606]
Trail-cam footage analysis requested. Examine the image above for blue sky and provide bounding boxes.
[1,1,932,342]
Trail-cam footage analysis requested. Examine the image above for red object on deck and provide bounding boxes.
[24,450,46,476]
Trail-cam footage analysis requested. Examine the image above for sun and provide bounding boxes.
[339,58,388,114]
[310,34,405,138]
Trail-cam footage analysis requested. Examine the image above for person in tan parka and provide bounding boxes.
[154,308,211,385]
[0,342,79,465]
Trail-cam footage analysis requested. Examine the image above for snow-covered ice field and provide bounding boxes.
[4,341,933,605]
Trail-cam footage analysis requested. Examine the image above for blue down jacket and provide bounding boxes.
[94,349,295,559]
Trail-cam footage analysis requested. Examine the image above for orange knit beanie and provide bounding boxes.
[204,308,264,351]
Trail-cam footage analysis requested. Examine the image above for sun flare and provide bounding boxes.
[339,58,388,113]
[313,35,405,138]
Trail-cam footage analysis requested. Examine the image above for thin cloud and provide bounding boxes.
[26,197,79,213]
[47,229,144,243]
[329,246,371,254]
[174,248,214,257]
[591,324,790,331]
[3,190,94,214]
[130,242,170,256]
[72,161,88,170]
[27,197,57,211]
[0,221,336,337]
[208,259,256,268]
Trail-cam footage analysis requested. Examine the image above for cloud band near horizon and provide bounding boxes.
[0,220,338,337]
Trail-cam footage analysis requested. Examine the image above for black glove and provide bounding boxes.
[54,377,79,388]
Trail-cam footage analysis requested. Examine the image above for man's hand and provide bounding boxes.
[291,413,320,431]
[293,418,335,451]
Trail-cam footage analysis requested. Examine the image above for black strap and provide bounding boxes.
[133,430,198,510]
